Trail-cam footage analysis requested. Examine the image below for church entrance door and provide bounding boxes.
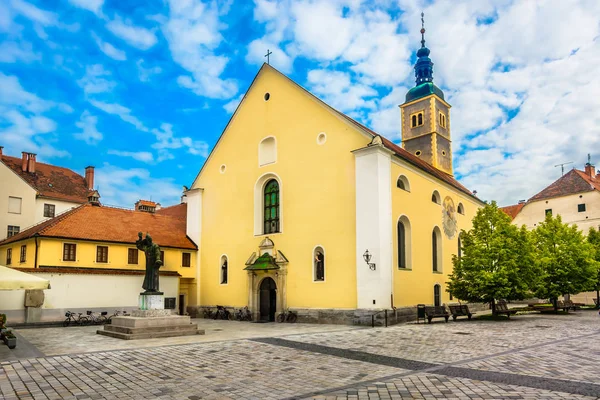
[259,277,277,322]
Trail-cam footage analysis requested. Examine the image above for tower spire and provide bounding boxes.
[414,11,434,86]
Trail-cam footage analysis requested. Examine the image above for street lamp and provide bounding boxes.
[363,249,376,271]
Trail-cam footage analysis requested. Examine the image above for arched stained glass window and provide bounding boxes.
[264,179,280,234]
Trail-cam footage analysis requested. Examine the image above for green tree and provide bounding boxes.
[532,214,598,311]
[448,201,538,314]
[587,227,600,308]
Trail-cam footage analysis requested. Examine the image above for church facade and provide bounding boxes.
[185,36,483,323]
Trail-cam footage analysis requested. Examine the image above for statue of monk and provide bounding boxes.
[136,232,163,293]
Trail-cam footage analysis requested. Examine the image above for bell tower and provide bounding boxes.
[400,13,453,176]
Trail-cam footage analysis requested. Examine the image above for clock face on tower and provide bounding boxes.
[442,196,458,239]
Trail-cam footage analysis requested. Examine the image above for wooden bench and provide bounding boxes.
[448,304,472,321]
[424,306,449,324]
[563,300,583,311]
[495,301,518,318]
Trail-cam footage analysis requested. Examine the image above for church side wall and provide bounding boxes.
[194,68,369,310]
[390,161,481,307]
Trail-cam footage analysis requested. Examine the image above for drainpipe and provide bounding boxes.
[34,234,39,269]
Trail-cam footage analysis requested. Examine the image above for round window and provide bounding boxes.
[415,150,422,156]
[264,93,270,101]
[317,132,327,145]
[442,150,446,156]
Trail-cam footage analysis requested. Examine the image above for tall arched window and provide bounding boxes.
[396,175,410,191]
[264,179,280,234]
[431,190,441,204]
[397,221,406,268]
[418,113,423,126]
[314,246,325,281]
[434,284,441,306]
[220,255,228,284]
[411,115,417,127]
[457,203,465,215]
[432,227,442,272]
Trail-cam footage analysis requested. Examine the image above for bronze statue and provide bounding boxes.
[136,232,163,294]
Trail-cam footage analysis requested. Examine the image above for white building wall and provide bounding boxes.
[34,198,81,223]
[185,188,202,305]
[0,274,179,323]
[0,162,37,240]
[354,144,393,309]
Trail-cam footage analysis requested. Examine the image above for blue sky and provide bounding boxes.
[1,0,599,208]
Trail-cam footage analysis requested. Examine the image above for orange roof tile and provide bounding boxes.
[0,204,197,249]
[500,203,525,220]
[155,203,187,221]
[1,155,90,203]
[528,169,599,202]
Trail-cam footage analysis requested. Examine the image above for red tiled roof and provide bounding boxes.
[155,203,187,221]
[0,204,197,249]
[528,169,599,202]
[500,203,525,220]
[0,155,90,203]
[137,200,158,207]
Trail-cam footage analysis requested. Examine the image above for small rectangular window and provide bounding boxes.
[44,204,56,218]
[128,248,138,264]
[182,252,191,267]
[96,246,108,263]
[63,243,76,261]
[578,204,586,212]
[20,245,26,263]
[8,197,22,214]
[7,225,19,238]
[545,209,552,216]
[6,248,12,265]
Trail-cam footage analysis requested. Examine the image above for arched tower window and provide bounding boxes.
[397,216,412,269]
[432,227,442,272]
[434,284,441,306]
[418,113,423,126]
[264,179,280,234]
[431,190,441,204]
[411,115,417,128]
[457,203,464,215]
[314,246,325,281]
[220,255,228,284]
[396,175,410,191]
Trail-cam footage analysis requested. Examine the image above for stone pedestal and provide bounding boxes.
[97,314,204,340]
[139,293,164,310]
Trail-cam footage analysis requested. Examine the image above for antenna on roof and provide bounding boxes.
[554,161,573,176]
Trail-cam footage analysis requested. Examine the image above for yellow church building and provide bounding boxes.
[184,32,484,323]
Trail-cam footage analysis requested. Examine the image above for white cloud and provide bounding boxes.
[162,0,238,99]
[151,123,209,161]
[106,16,158,50]
[107,150,154,163]
[74,110,103,145]
[68,0,104,16]
[0,73,53,112]
[92,32,126,61]
[94,163,182,207]
[10,0,57,26]
[89,99,148,132]
[136,59,162,82]
[246,39,293,73]
[77,64,116,96]
[0,40,40,63]
[223,93,244,114]
[307,69,377,112]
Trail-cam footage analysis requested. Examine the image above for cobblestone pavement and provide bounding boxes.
[1,312,599,399]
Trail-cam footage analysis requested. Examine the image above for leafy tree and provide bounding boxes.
[532,214,598,311]
[448,201,538,314]
[587,227,600,308]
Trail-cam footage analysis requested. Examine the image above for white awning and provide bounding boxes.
[0,265,51,290]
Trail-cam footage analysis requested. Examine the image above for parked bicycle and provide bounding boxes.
[213,305,231,320]
[203,308,214,319]
[63,311,90,327]
[86,311,108,325]
[106,310,128,324]
[276,308,297,323]
[235,306,252,321]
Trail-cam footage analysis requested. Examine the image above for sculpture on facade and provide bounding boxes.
[136,232,163,293]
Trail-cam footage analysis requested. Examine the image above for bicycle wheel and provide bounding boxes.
[276,313,285,323]
[288,313,297,323]
[63,318,71,327]
[79,317,90,326]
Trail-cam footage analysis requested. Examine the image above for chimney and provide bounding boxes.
[21,152,28,171]
[585,163,595,178]
[85,166,95,190]
[135,200,157,213]
[28,153,36,174]
[0,146,3,158]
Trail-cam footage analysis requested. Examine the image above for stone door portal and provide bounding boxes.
[259,277,277,321]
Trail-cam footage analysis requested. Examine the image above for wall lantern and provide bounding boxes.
[363,249,376,271]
